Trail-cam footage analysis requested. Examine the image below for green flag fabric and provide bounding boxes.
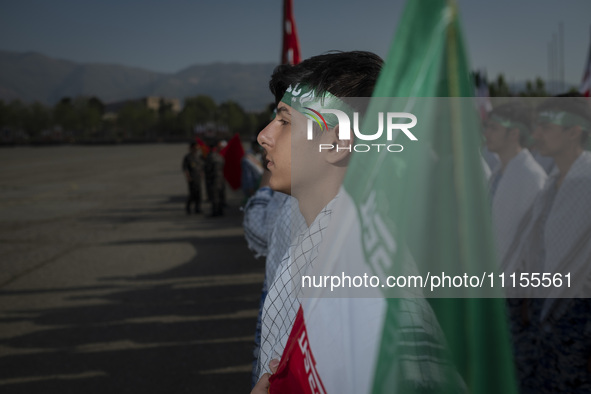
[343,1,518,392]
[268,1,519,393]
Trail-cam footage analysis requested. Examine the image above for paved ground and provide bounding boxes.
[0,144,264,393]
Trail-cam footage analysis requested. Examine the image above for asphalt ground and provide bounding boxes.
[0,144,263,393]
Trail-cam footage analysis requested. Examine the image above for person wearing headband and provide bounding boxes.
[508,95,591,392]
[252,51,383,393]
[483,102,547,267]
[484,101,547,392]
[252,50,466,394]
[533,98,591,178]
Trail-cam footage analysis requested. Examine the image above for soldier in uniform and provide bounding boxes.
[205,141,226,217]
[182,142,204,214]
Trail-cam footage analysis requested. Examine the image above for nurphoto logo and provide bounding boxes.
[306,108,418,153]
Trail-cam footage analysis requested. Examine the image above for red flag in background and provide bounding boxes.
[474,71,492,120]
[220,133,244,190]
[580,28,591,97]
[195,137,210,157]
[282,0,301,65]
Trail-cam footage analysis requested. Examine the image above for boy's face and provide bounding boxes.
[531,121,569,157]
[258,102,294,194]
[257,101,320,195]
[483,120,510,153]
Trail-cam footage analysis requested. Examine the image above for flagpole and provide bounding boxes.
[559,22,564,92]
[446,0,472,278]
[548,41,552,93]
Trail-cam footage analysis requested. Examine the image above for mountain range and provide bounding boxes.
[0,50,578,113]
[0,50,277,112]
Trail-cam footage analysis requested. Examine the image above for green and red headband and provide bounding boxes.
[537,111,591,131]
[280,83,353,130]
[489,113,529,135]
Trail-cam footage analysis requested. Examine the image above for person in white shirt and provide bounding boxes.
[483,101,547,267]
[251,51,384,393]
[507,95,591,393]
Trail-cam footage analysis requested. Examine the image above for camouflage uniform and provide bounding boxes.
[205,150,225,216]
[182,151,204,214]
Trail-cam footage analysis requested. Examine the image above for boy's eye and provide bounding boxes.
[279,119,290,126]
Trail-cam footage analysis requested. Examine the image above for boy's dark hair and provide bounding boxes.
[490,101,532,147]
[537,94,591,146]
[269,51,384,104]
[189,142,197,149]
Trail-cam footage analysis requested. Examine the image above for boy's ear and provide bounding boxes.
[322,124,353,165]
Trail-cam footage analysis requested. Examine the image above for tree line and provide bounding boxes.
[0,95,274,144]
[477,72,578,97]
[2,75,578,144]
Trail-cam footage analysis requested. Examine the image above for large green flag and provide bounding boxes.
[342,1,519,393]
[268,1,519,393]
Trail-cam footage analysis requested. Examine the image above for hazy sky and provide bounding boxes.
[1,0,590,85]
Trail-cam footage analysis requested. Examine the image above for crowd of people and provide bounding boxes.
[233,50,591,394]
[181,140,228,217]
[484,95,591,392]
[179,49,590,392]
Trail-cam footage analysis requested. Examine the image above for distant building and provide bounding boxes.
[103,96,181,119]
[144,96,181,113]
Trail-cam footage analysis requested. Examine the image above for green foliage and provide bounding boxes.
[88,97,105,115]
[4,100,28,131]
[178,95,218,136]
[53,97,77,132]
[182,95,217,122]
[25,101,52,138]
[117,101,157,138]
[217,100,248,135]
[0,94,273,143]
[488,74,512,97]
[156,98,178,137]
[519,77,547,97]
[52,97,104,139]
[487,74,550,98]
